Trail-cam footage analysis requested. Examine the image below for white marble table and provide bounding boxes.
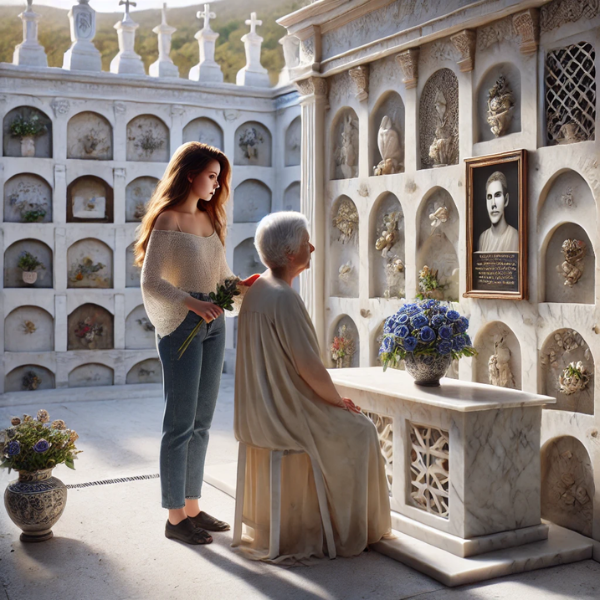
[329,368,556,558]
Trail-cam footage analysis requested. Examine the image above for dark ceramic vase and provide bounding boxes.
[4,468,67,542]
[404,353,452,386]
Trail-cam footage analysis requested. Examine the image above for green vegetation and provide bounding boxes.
[17,251,45,272]
[9,113,47,138]
[0,1,311,84]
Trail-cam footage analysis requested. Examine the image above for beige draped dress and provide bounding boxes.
[234,274,391,561]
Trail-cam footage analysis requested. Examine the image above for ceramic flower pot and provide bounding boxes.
[4,468,67,542]
[20,136,35,157]
[405,353,452,387]
[22,271,38,284]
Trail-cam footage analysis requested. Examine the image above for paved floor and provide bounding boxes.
[1,375,599,600]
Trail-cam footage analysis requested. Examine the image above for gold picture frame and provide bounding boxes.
[464,149,528,300]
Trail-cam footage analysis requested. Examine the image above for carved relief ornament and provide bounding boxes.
[512,8,539,54]
[450,29,476,72]
[349,65,369,102]
[50,98,70,117]
[294,77,329,107]
[395,48,419,89]
[541,0,600,32]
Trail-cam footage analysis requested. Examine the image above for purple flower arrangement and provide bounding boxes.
[379,299,476,371]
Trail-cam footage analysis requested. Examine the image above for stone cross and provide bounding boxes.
[245,12,262,35]
[119,0,137,15]
[161,2,167,24]
[197,3,216,30]
[26,0,33,9]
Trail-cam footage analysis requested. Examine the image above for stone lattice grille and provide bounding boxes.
[363,411,393,491]
[409,423,449,518]
[545,41,596,144]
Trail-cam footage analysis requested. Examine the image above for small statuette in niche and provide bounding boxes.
[375,212,400,257]
[558,239,586,287]
[335,115,358,179]
[429,205,449,229]
[22,371,41,391]
[338,263,353,283]
[555,122,585,145]
[384,257,404,299]
[417,265,444,300]
[137,317,155,332]
[559,361,590,395]
[330,324,356,369]
[486,75,515,137]
[374,116,403,176]
[488,335,515,388]
[238,127,264,160]
[332,198,358,244]
[22,320,37,335]
[429,90,455,167]
[541,329,591,370]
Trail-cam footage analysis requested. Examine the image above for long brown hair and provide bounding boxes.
[133,142,232,267]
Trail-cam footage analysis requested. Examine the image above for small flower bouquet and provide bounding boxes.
[379,300,476,384]
[330,327,356,369]
[177,277,241,359]
[1,409,81,473]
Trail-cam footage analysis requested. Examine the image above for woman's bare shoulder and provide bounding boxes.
[153,210,179,232]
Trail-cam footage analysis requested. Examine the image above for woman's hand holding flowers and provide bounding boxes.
[189,299,223,323]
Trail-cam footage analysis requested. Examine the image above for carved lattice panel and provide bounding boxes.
[363,411,393,492]
[409,423,449,518]
[545,42,596,144]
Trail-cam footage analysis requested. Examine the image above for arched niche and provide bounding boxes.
[330,107,359,180]
[283,182,300,212]
[329,314,360,368]
[5,364,55,392]
[541,436,594,537]
[126,177,158,222]
[543,223,594,304]
[233,238,265,280]
[3,106,52,158]
[125,305,155,349]
[5,306,54,352]
[473,322,521,390]
[183,117,224,150]
[234,121,272,167]
[368,193,404,299]
[330,196,359,298]
[4,239,53,289]
[540,329,594,414]
[67,175,113,223]
[67,239,112,289]
[126,114,170,162]
[285,116,301,166]
[127,359,162,384]
[68,363,114,388]
[4,173,52,223]
[419,68,459,169]
[233,179,272,223]
[416,187,459,301]
[370,91,405,176]
[67,303,114,351]
[476,63,521,142]
[126,243,141,288]
[67,111,113,160]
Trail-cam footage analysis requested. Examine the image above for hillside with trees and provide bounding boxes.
[0,1,310,84]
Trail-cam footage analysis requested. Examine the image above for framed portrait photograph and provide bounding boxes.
[464,149,527,300]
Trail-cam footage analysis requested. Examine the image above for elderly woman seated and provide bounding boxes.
[234,211,391,562]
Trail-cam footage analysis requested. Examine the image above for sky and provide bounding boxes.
[0,0,212,11]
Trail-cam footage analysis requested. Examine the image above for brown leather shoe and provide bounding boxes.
[165,517,213,544]
[188,511,230,532]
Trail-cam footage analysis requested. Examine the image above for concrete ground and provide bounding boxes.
[1,374,599,600]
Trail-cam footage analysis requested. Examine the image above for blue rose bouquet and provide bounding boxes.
[379,299,476,372]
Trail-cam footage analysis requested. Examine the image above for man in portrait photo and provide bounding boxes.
[477,170,519,252]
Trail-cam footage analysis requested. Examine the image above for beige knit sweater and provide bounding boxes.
[141,229,246,337]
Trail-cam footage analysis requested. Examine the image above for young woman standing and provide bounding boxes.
[134,142,257,545]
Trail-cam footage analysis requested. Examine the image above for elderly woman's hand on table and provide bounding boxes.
[339,397,362,413]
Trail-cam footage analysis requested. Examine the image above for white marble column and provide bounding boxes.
[63,0,102,72]
[114,293,125,349]
[54,294,67,352]
[150,3,178,78]
[13,0,48,67]
[110,0,145,75]
[54,227,67,292]
[170,104,185,155]
[296,77,328,354]
[236,12,269,87]
[113,168,126,225]
[278,35,300,85]
[189,3,223,83]
[114,227,126,290]
[53,165,67,225]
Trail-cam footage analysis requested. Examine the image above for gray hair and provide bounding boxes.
[254,211,309,270]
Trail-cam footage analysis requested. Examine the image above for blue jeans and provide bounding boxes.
[156,293,226,509]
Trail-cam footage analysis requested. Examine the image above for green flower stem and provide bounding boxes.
[177,319,204,360]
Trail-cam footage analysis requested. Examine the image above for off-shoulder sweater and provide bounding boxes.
[141,229,245,337]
